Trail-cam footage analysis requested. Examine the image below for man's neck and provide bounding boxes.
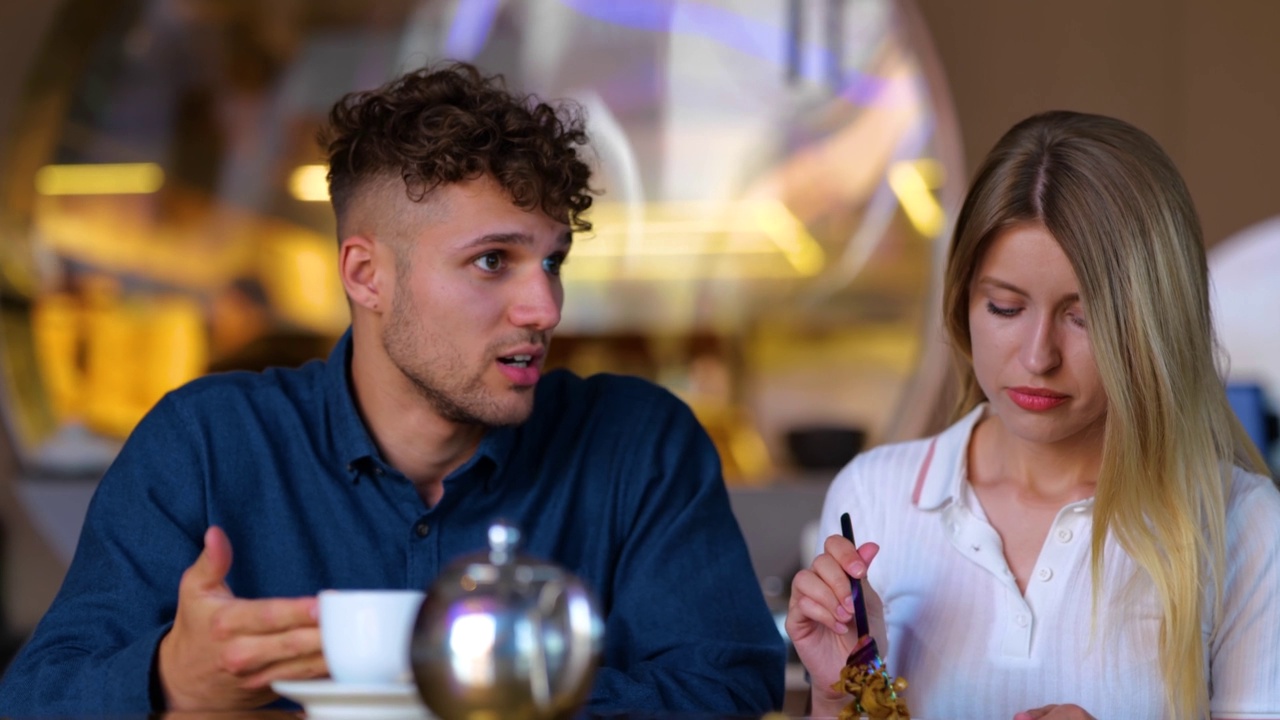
[347,330,484,506]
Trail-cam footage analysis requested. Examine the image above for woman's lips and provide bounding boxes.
[1007,387,1068,412]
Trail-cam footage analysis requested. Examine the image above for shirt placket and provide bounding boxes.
[363,458,441,590]
[944,499,1093,659]
[1019,501,1091,654]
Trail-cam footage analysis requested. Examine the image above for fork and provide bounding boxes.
[840,512,883,671]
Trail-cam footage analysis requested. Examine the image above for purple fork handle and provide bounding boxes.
[839,513,872,639]
[846,634,881,669]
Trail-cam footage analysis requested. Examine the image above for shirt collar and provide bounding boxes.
[914,403,988,511]
[461,424,517,491]
[324,329,380,474]
[323,328,519,486]
[913,403,1097,515]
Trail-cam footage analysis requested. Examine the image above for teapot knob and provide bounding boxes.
[488,521,521,566]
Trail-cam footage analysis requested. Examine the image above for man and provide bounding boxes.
[0,62,785,714]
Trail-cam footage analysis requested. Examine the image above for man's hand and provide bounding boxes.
[1015,704,1096,720]
[784,532,880,718]
[157,527,326,711]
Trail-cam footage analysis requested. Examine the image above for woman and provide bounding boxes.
[786,110,1280,720]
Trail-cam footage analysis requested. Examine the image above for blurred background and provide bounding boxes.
[0,0,1278,693]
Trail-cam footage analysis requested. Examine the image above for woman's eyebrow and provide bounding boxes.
[975,276,1080,306]
[974,276,1028,296]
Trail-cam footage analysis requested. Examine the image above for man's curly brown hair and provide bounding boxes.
[320,61,594,234]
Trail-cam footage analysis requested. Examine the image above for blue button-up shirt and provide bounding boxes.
[0,332,784,715]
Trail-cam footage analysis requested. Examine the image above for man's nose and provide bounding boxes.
[508,270,562,331]
[1020,315,1062,375]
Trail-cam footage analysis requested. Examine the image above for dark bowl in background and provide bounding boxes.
[785,426,867,471]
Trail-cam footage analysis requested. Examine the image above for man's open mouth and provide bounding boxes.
[498,354,534,369]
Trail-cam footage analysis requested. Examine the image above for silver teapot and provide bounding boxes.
[411,522,605,720]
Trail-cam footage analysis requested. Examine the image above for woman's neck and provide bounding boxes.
[969,410,1102,502]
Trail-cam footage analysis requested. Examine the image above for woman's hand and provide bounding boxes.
[1015,704,1096,720]
[784,532,879,717]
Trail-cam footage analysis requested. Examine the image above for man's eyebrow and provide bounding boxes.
[458,232,534,250]
[458,231,574,251]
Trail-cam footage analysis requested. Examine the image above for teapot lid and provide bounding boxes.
[487,521,520,566]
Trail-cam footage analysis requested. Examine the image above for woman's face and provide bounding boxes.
[968,222,1108,447]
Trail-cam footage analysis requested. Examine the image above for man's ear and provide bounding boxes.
[339,235,384,312]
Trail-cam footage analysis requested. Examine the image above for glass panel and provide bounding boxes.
[1,0,962,481]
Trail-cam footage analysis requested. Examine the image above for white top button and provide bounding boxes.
[1015,614,1029,628]
[1057,528,1073,543]
[1037,567,1053,581]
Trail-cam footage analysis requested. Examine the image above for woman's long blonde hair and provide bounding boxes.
[941,110,1267,718]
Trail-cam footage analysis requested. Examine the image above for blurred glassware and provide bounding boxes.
[2,0,962,479]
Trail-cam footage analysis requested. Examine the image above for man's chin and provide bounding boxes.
[493,403,535,427]
[475,394,536,428]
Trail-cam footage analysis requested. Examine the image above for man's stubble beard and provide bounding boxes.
[381,283,536,428]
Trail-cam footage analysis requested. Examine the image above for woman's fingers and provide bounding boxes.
[822,534,880,579]
[1014,703,1094,720]
[810,553,856,617]
[788,568,850,635]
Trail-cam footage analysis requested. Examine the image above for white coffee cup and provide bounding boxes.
[319,589,425,685]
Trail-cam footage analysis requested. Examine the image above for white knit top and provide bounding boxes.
[815,405,1280,719]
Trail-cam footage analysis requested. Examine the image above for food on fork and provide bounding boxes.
[833,656,910,720]
[833,512,910,718]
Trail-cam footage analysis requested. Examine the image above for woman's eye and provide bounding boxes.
[986,301,1020,317]
[474,252,503,272]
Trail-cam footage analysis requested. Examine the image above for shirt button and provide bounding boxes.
[1037,567,1053,582]
[414,521,430,538]
[1056,528,1073,543]
[1015,614,1029,628]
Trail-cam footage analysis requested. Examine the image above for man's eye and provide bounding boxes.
[543,254,566,276]
[474,253,503,272]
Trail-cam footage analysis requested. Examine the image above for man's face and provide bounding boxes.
[380,175,571,427]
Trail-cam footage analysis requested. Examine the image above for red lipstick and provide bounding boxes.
[1007,386,1068,412]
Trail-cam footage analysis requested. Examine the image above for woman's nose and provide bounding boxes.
[1020,316,1062,375]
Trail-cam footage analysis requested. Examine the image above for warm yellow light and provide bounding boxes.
[888,160,945,237]
[289,164,330,202]
[569,200,825,281]
[912,157,945,189]
[35,163,164,196]
[258,232,349,334]
[752,201,825,275]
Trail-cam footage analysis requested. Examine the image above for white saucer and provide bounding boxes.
[272,679,433,720]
